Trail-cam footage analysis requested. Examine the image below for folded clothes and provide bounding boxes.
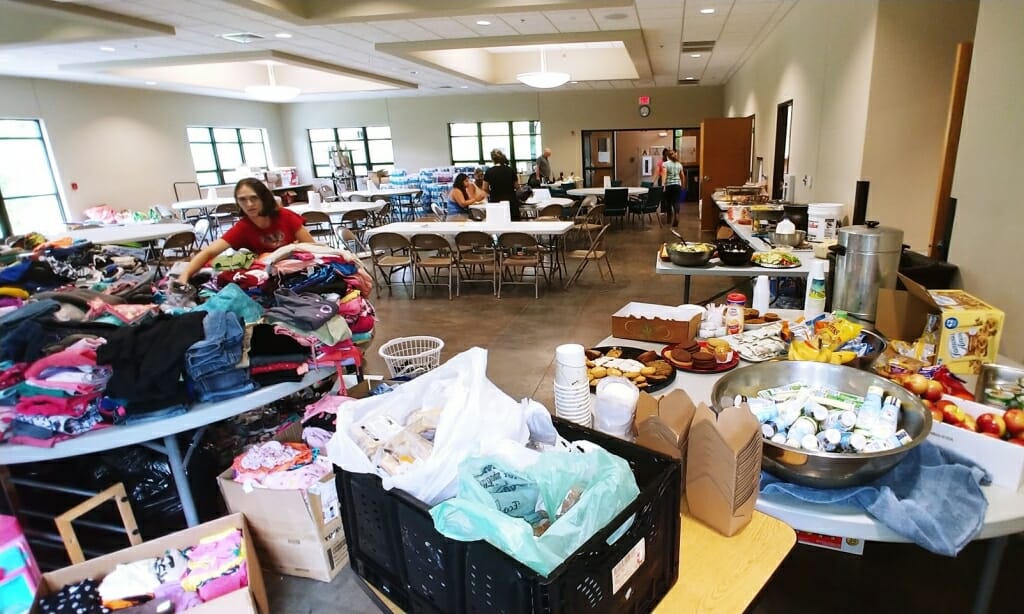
[258,455,332,490]
[249,362,307,375]
[39,578,107,614]
[181,528,247,600]
[273,315,351,347]
[98,550,188,606]
[264,289,338,331]
[15,392,100,417]
[248,353,309,367]
[760,441,988,556]
[232,441,313,482]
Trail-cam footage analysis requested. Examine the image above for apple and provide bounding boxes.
[979,432,1002,439]
[1007,438,1024,447]
[930,408,944,423]
[934,399,955,412]
[924,379,945,402]
[941,402,966,426]
[1004,409,1024,437]
[961,414,978,432]
[904,373,929,396]
[976,413,1008,438]
[921,399,934,409]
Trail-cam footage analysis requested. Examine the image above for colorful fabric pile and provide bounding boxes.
[230,439,331,490]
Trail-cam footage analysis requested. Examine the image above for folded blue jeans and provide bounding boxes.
[195,382,255,403]
[191,367,252,396]
[185,311,244,380]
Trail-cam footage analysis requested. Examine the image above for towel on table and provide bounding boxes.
[760,441,988,556]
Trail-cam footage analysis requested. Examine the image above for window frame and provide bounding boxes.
[0,118,66,237]
[447,121,542,172]
[307,127,394,179]
[187,126,269,187]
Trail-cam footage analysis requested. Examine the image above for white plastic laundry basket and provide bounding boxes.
[377,336,445,378]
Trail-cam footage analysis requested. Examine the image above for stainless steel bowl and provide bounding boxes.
[770,230,806,247]
[849,328,887,371]
[711,362,932,488]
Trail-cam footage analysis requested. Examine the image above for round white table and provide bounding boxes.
[596,328,1024,614]
[288,201,385,216]
[524,197,574,206]
[568,187,648,197]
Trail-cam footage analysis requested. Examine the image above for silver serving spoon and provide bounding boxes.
[670,229,688,246]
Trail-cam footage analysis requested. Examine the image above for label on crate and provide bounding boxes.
[611,538,646,594]
[795,530,865,555]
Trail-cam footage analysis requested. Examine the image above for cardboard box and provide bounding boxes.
[218,422,346,582]
[685,404,762,537]
[927,395,1024,491]
[634,389,697,484]
[611,302,704,344]
[33,514,267,614]
[876,274,1004,374]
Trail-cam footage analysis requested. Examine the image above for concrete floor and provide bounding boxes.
[268,206,1022,613]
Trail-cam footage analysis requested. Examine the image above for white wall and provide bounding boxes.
[724,0,879,217]
[280,86,723,182]
[0,76,286,220]
[949,0,1024,362]
[860,0,979,251]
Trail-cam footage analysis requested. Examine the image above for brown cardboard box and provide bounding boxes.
[611,302,703,344]
[876,274,1004,374]
[685,404,762,537]
[218,423,346,582]
[634,389,697,464]
[33,514,267,614]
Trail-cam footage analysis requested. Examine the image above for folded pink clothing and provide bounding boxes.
[302,426,333,452]
[86,300,158,325]
[24,344,100,380]
[197,564,247,603]
[272,259,311,275]
[256,456,332,490]
[24,377,102,395]
[0,363,27,389]
[16,392,100,417]
[349,314,375,334]
[302,394,356,423]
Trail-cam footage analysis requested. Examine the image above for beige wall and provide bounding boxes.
[614,130,672,187]
[0,75,286,220]
[860,0,979,251]
[280,86,722,183]
[724,0,878,218]
[949,0,1024,362]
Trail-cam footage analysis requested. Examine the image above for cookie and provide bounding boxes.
[682,341,701,354]
[744,308,760,320]
[692,351,717,369]
[705,338,730,350]
[763,312,780,322]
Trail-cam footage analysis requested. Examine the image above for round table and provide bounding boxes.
[568,187,648,197]
[596,326,1023,614]
[524,197,574,206]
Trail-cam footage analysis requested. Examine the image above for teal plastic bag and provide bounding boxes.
[430,444,640,576]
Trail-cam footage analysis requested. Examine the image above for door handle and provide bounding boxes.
[702,176,710,182]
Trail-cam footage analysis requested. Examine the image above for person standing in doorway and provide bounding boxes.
[535,147,552,185]
[661,150,683,227]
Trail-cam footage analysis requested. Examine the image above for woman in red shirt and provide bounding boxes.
[178,178,315,284]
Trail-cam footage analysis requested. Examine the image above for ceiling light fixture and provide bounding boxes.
[685,76,697,80]
[274,32,293,39]
[99,46,116,52]
[516,48,570,89]
[244,63,300,102]
[476,20,491,26]
[690,53,702,58]
[700,8,716,15]
[145,81,157,85]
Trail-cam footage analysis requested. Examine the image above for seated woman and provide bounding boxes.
[178,177,315,284]
[447,173,487,215]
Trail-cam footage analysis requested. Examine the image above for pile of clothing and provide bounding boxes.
[230,439,331,490]
[38,528,248,613]
[0,238,375,448]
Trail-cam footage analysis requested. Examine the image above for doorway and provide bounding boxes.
[771,100,793,200]
[581,128,698,188]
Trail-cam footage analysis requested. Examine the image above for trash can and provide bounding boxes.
[899,250,959,289]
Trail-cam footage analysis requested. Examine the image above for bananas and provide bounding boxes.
[788,339,857,365]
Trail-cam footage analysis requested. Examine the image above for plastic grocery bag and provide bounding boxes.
[326,347,529,505]
[430,442,640,576]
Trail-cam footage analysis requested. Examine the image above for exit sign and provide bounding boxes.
[638,96,650,105]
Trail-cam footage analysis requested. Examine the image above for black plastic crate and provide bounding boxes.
[337,418,682,614]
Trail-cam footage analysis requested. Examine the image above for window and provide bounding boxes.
[187,126,269,187]
[308,127,394,179]
[0,119,65,237]
[448,121,542,173]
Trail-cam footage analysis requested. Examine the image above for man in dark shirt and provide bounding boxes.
[535,148,552,184]
[483,149,521,220]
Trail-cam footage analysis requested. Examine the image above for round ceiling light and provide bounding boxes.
[516,71,570,88]
[476,20,491,26]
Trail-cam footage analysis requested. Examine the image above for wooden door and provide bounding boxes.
[699,117,754,238]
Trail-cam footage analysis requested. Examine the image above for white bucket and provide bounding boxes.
[807,203,844,243]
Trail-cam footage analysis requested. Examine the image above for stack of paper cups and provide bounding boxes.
[594,377,639,441]
[553,344,592,427]
[307,191,323,209]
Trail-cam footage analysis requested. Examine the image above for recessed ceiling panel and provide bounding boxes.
[223,0,632,24]
[0,0,175,48]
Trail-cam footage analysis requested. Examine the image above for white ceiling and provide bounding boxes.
[0,0,796,101]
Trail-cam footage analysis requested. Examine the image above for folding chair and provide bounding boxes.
[454,231,496,296]
[602,188,629,229]
[340,209,370,241]
[158,231,196,276]
[629,186,664,229]
[497,232,546,299]
[565,224,615,289]
[367,232,414,298]
[410,233,455,300]
[302,211,336,246]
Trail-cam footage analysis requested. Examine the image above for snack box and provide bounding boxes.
[876,274,1004,374]
[218,422,346,583]
[926,395,1024,491]
[32,513,267,614]
[612,302,704,344]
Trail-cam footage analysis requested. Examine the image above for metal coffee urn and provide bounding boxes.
[828,221,904,325]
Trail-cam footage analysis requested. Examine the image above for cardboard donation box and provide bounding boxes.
[876,274,1004,374]
[686,404,762,537]
[612,302,704,344]
[33,514,267,614]
[635,389,697,483]
[219,423,346,582]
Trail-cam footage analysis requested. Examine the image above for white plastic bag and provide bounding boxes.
[326,347,529,505]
